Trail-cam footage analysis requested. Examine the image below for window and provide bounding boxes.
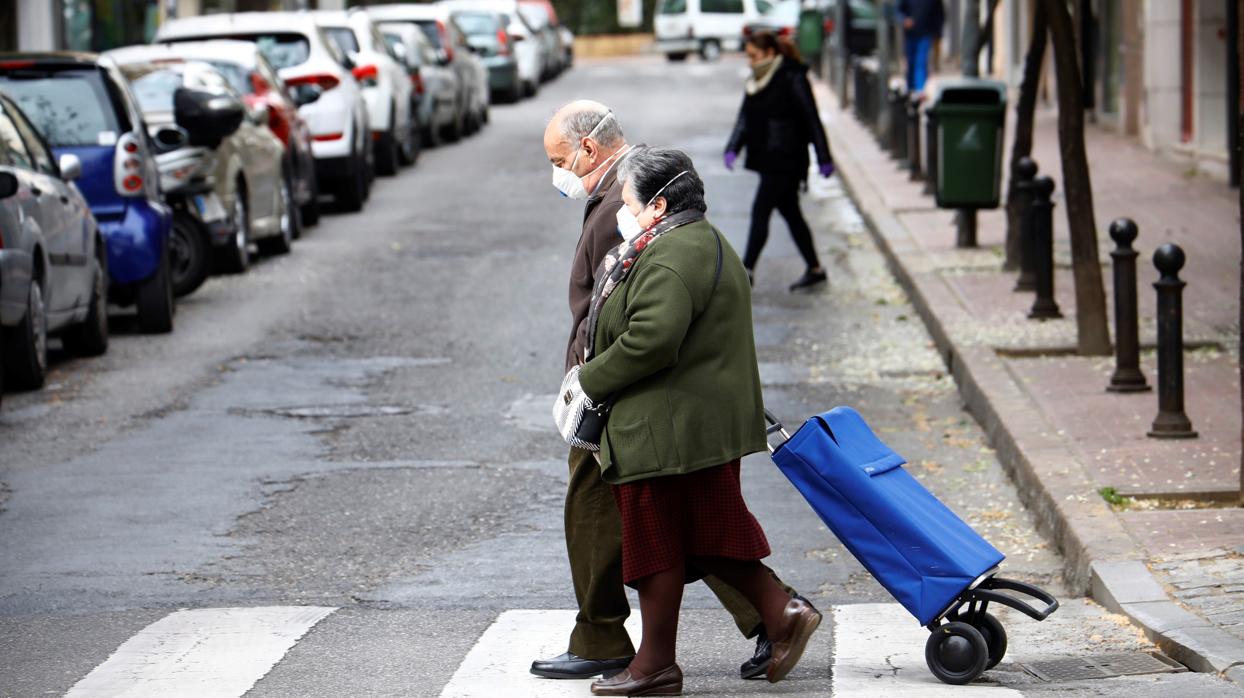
[411,21,442,48]
[658,0,688,14]
[0,69,122,147]
[323,26,361,56]
[120,65,185,113]
[703,0,745,13]
[0,107,33,170]
[7,101,56,175]
[756,0,774,12]
[454,12,499,37]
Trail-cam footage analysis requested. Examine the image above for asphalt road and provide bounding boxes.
[1,56,1239,697]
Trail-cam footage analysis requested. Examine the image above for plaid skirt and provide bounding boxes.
[611,459,771,585]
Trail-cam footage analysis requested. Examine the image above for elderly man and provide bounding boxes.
[533,100,802,682]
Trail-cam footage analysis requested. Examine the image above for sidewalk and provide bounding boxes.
[814,77,1244,684]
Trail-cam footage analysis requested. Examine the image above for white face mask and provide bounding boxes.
[615,170,690,241]
[552,112,616,200]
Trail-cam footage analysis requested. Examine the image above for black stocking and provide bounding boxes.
[630,562,685,677]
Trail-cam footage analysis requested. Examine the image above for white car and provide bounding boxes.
[315,10,417,177]
[379,22,461,149]
[655,0,768,61]
[439,0,543,97]
[156,12,373,212]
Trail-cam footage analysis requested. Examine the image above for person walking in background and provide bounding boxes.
[536,102,804,683]
[578,147,821,696]
[725,32,834,292]
[897,0,946,94]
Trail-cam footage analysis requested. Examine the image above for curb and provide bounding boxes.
[814,83,1244,685]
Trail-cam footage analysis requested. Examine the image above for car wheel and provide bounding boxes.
[136,247,174,334]
[259,174,295,256]
[524,80,539,98]
[443,108,463,143]
[169,212,210,297]
[399,111,420,166]
[64,252,109,357]
[3,276,48,391]
[216,188,251,274]
[335,148,368,212]
[480,104,489,125]
[667,52,689,62]
[301,172,321,227]
[376,106,401,176]
[700,40,722,61]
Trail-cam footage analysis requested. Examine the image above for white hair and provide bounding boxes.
[556,102,625,147]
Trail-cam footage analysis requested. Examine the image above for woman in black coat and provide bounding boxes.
[725,31,834,291]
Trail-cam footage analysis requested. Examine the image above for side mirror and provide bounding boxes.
[58,153,82,182]
[153,126,188,152]
[173,87,244,149]
[291,84,323,107]
[340,53,356,71]
[0,171,17,199]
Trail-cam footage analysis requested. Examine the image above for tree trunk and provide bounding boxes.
[1042,0,1111,356]
[1237,0,1243,505]
[1004,1,1048,270]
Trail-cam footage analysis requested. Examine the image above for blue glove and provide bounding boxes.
[819,162,835,178]
[724,151,738,171]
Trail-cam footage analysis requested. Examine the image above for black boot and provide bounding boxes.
[739,626,772,679]
[789,268,827,292]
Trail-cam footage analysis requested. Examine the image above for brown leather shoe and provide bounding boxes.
[767,597,822,683]
[590,663,683,696]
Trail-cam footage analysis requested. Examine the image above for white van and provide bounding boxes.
[654,0,771,61]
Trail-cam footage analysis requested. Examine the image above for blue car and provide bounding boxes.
[0,53,175,333]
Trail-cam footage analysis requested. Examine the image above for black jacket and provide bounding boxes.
[726,59,832,178]
[896,0,945,39]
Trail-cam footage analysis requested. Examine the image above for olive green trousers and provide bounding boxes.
[564,446,795,660]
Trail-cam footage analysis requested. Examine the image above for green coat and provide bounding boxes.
[578,218,767,485]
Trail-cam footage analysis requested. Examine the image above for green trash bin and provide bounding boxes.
[930,78,1008,209]
[797,7,825,68]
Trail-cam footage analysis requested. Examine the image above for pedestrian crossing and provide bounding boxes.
[57,603,1037,697]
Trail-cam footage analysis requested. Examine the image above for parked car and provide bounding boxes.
[379,22,459,148]
[517,2,563,79]
[108,47,293,278]
[367,4,483,142]
[824,0,878,57]
[0,53,175,333]
[743,0,800,39]
[156,12,374,212]
[0,92,108,392]
[315,10,417,176]
[655,0,768,61]
[441,0,543,97]
[557,24,575,68]
[446,9,521,104]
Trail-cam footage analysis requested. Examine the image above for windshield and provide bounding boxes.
[166,33,311,70]
[410,20,442,48]
[0,69,121,147]
[323,26,360,56]
[121,65,184,113]
[658,0,687,14]
[203,60,252,95]
[454,12,498,37]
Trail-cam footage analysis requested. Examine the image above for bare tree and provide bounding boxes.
[1041,0,1110,355]
[1004,1,1047,270]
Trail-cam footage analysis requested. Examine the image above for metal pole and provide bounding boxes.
[908,98,923,180]
[1148,244,1198,438]
[957,0,981,246]
[837,0,850,105]
[1013,157,1038,291]
[1028,175,1062,319]
[924,108,938,195]
[1107,218,1150,392]
[877,1,893,140]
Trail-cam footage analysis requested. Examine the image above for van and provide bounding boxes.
[655,0,769,61]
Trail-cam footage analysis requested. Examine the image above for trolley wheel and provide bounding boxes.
[965,612,1007,669]
[925,621,988,685]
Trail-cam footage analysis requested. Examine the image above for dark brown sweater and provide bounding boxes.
[565,165,625,372]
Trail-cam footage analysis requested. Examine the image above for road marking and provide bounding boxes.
[65,606,335,698]
[831,604,1021,696]
[439,610,640,698]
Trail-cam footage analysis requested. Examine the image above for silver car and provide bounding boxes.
[0,93,107,399]
[379,22,461,148]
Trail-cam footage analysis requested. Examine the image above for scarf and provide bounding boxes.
[583,208,705,361]
[745,55,783,96]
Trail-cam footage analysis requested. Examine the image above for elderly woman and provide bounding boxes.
[578,147,820,696]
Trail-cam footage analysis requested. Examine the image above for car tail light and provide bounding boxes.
[437,20,455,62]
[351,64,379,87]
[114,132,145,197]
[312,132,344,141]
[411,69,425,95]
[823,18,835,35]
[743,26,752,37]
[250,71,270,96]
[285,73,341,91]
[0,60,35,70]
[497,28,511,56]
[778,26,793,37]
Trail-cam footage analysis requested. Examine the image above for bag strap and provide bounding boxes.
[712,229,724,293]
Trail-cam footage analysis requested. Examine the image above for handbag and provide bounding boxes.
[552,365,611,452]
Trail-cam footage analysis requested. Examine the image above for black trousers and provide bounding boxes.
[743,172,821,271]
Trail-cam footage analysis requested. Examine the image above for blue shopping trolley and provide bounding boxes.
[766,406,1058,685]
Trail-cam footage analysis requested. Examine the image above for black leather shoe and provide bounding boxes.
[739,626,772,680]
[789,269,827,292]
[531,652,634,679]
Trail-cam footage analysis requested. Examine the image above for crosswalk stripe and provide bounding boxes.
[439,610,641,697]
[65,606,336,698]
[831,604,1021,696]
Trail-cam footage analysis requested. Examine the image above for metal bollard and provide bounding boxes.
[1147,244,1197,438]
[923,109,938,196]
[907,98,923,181]
[1107,218,1151,393]
[889,87,908,160]
[1027,176,1062,319]
[1013,157,1039,292]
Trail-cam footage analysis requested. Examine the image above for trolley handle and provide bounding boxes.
[764,409,792,455]
[974,576,1060,622]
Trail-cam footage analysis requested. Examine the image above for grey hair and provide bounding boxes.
[617,146,707,215]
[558,103,625,147]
